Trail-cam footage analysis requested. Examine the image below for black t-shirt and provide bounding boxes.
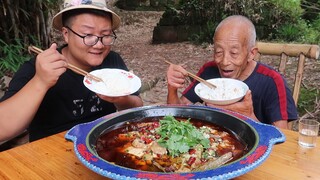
[1,47,138,141]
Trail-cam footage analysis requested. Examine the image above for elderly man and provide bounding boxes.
[166,15,298,129]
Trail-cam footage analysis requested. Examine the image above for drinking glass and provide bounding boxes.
[298,119,319,148]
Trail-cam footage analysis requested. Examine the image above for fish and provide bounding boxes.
[194,152,233,171]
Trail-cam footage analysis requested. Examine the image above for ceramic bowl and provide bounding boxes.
[195,78,249,105]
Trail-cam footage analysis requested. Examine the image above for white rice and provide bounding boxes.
[197,80,245,100]
[92,71,131,95]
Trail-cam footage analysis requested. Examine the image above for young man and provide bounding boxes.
[0,0,143,142]
[166,15,297,129]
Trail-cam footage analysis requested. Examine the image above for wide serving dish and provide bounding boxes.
[65,105,285,179]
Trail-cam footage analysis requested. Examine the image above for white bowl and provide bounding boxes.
[83,68,141,97]
[195,78,249,105]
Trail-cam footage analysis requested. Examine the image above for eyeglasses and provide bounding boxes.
[65,26,117,46]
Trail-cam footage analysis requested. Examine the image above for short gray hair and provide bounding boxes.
[214,15,256,49]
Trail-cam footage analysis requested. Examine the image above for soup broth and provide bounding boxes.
[96,116,247,172]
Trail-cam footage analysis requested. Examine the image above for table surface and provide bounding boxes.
[0,128,319,180]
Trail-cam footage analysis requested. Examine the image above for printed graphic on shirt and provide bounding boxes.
[73,99,84,116]
[72,95,103,117]
[90,95,103,112]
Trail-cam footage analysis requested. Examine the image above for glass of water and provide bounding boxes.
[298,119,319,148]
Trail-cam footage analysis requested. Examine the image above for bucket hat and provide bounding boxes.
[52,0,121,30]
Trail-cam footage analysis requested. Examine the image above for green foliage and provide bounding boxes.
[158,6,185,25]
[276,19,307,42]
[0,39,31,77]
[311,15,320,30]
[301,0,320,21]
[115,0,171,11]
[276,17,320,44]
[177,0,217,25]
[0,0,60,76]
[189,20,216,43]
[269,0,303,18]
[297,88,319,115]
[307,15,320,43]
[158,0,320,44]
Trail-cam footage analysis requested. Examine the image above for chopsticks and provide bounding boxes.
[28,46,103,82]
[163,59,216,89]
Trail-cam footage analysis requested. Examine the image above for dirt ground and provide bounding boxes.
[112,10,320,115]
[113,11,214,105]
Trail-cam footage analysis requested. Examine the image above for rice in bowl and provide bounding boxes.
[195,78,249,105]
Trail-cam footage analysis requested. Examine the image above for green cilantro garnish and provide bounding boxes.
[156,116,210,157]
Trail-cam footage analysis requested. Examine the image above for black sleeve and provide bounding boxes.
[0,58,36,102]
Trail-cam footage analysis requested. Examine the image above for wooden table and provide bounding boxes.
[0,129,319,180]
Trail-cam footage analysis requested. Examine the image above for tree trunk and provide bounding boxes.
[0,0,10,42]
[4,0,19,41]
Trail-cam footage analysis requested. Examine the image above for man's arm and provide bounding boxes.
[167,85,192,104]
[0,77,50,141]
[114,95,143,111]
[0,43,67,141]
[98,94,143,111]
[273,120,289,129]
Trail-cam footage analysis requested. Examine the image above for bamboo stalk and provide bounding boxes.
[257,42,320,59]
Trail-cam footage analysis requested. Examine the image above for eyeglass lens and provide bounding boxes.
[84,35,116,46]
[66,26,116,46]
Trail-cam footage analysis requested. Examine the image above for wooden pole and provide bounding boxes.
[257,42,320,59]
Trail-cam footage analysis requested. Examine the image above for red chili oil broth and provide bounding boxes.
[95,117,247,172]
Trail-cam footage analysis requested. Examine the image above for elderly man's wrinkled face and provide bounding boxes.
[213,23,251,80]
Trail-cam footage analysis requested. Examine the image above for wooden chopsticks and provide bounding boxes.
[163,59,216,89]
[28,46,103,82]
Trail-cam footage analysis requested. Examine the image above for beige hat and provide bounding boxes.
[52,0,121,31]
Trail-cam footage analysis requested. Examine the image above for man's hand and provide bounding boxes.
[34,43,67,89]
[97,94,143,111]
[207,90,259,121]
[167,64,188,89]
[166,64,190,104]
[97,94,128,104]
